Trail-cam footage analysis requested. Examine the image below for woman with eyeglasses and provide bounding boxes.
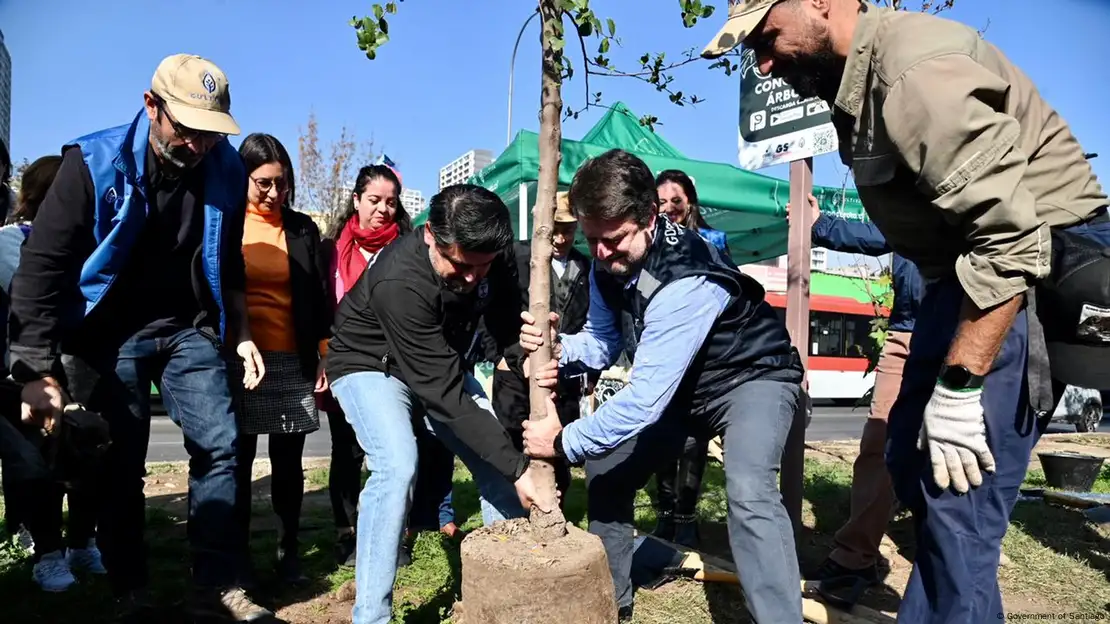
[232,133,331,586]
[650,169,728,549]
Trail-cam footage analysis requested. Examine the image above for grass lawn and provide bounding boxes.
[3,439,1110,622]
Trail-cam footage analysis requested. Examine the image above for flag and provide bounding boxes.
[376,154,401,184]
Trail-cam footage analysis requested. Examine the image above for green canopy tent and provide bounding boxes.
[417,102,867,265]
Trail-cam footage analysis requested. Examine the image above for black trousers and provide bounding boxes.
[234,432,307,552]
[492,367,578,496]
[0,379,96,559]
[653,436,710,519]
[327,409,364,530]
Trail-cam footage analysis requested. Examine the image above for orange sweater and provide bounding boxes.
[243,205,297,353]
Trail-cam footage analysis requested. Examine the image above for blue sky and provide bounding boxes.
[2,0,1108,244]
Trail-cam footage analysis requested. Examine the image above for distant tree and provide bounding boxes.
[296,111,378,236]
[8,157,31,196]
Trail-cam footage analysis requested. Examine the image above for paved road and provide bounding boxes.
[148,405,869,462]
[146,403,1107,462]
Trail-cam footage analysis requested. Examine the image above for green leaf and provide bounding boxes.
[606,18,616,36]
[701,5,715,18]
[386,1,397,13]
[550,36,565,51]
[379,18,389,35]
[640,53,650,65]
[577,20,593,37]
[374,4,384,19]
[599,38,610,54]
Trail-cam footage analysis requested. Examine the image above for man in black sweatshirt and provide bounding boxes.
[325,183,544,624]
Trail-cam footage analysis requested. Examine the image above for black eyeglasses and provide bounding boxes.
[251,176,288,195]
[155,100,226,144]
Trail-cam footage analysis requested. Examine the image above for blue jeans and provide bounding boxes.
[73,327,240,593]
[586,378,802,623]
[888,218,1110,622]
[330,371,526,624]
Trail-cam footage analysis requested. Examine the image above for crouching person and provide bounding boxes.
[325,183,547,624]
[520,149,805,624]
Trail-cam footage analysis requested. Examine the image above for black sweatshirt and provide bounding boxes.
[326,230,528,480]
[8,144,247,383]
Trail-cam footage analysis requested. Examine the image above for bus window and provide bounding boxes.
[843,315,877,360]
[810,311,845,357]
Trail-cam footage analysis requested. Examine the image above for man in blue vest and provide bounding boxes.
[9,54,272,622]
[520,149,806,624]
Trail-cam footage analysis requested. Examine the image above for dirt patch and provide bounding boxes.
[456,519,617,624]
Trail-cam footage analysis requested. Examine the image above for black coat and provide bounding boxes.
[471,241,592,366]
[279,208,333,381]
[484,241,595,434]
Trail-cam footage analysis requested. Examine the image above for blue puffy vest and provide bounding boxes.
[70,110,245,339]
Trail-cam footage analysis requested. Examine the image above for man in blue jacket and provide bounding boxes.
[789,194,923,590]
[9,54,271,622]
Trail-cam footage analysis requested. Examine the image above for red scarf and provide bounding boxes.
[336,215,400,295]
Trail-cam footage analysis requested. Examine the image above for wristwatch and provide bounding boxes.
[937,364,985,391]
[553,431,567,459]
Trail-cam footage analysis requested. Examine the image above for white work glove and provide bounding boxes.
[918,384,996,494]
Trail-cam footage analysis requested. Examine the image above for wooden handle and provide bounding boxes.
[801,581,895,624]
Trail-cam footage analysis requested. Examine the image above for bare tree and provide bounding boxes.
[297,111,378,236]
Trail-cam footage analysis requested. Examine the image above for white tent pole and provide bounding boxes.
[518,182,528,241]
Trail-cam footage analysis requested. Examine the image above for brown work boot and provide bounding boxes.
[188,586,274,622]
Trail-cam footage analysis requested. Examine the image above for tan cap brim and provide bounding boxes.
[701,4,775,59]
[164,100,241,136]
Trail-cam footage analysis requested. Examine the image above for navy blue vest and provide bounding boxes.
[595,216,803,404]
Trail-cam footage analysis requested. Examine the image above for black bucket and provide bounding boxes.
[1038,452,1106,492]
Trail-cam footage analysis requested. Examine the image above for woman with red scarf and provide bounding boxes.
[319,165,457,568]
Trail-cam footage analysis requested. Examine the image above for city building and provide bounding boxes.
[439,149,494,190]
[401,187,425,216]
[752,247,828,272]
[0,29,11,151]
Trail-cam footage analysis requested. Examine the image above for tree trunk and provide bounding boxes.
[525,0,568,539]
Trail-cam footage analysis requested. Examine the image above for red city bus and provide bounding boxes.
[764,292,887,404]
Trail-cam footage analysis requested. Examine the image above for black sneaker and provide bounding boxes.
[808,557,879,584]
[335,532,357,568]
[398,539,414,568]
[672,515,700,549]
[651,511,675,542]
[618,604,634,623]
[276,547,308,587]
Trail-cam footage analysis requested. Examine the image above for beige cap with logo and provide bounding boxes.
[151,54,241,135]
[555,191,576,223]
[701,0,783,59]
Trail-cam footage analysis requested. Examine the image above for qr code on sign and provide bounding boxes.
[813,128,837,155]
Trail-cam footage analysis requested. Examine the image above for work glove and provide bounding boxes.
[918,384,996,494]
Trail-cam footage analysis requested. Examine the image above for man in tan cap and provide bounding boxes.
[703,2,1110,622]
[10,54,273,621]
[474,191,594,503]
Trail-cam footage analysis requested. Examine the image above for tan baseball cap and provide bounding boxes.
[554,191,576,223]
[151,54,240,136]
[701,0,782,59]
